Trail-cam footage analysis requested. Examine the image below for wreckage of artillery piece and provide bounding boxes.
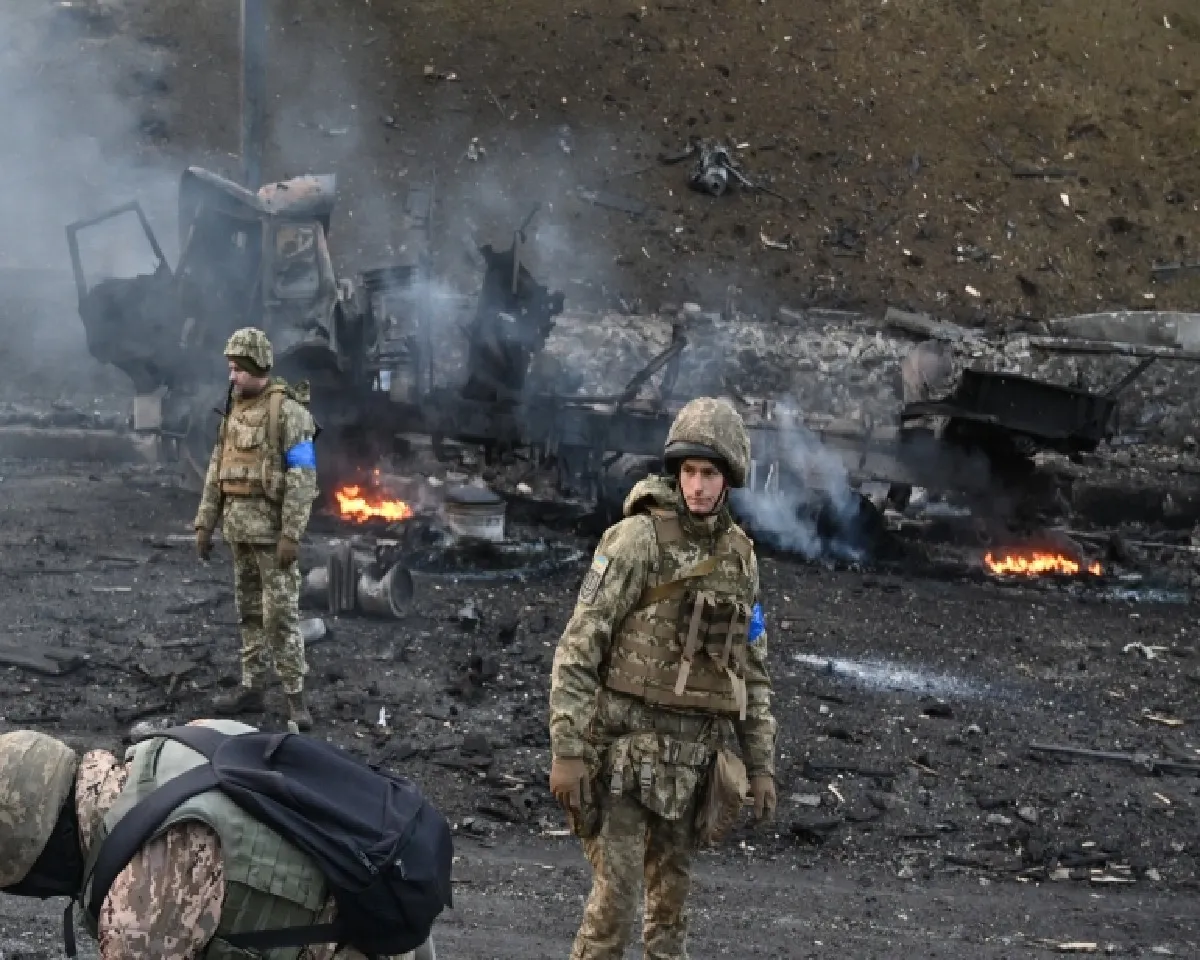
[65,166,1200,552]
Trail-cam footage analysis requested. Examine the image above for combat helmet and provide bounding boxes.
[663,397,751,488]
[224,327,274,374]
[0,730,78,886]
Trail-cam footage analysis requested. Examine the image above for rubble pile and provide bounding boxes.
[531,308,1200,445]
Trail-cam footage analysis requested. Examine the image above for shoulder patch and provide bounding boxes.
[579,554,610,604]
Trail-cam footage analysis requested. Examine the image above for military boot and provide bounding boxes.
[213,684,265,715]
[286,692,313,732]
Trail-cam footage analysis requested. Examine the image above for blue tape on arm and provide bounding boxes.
[748,602,765,643]
[284,440,317,470]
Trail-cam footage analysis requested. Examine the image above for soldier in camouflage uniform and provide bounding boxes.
[549,397,778,960]
[0,723,433,960]
[194,328,320,731]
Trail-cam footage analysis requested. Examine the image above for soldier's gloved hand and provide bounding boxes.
[196,528,213,562]
[549,756,591,813]
[750,775,777,822]
[276,536,299,567]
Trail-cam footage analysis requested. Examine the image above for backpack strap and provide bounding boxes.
[83,763,221,921]
[82,726,230,922]
[267,386,286,457]
[84,725,362,956]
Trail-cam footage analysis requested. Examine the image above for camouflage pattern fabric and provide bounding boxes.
[662,397,751,487]
[193,388,319,545]
[224,327,274,372]
[0,730,77,886]
[570,792,695,960]
[550,476,776,777]
[232,541,306,694]
[76,748,225,960]
[74,741,424,960]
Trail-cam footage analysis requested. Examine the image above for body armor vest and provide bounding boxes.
[603,509,755,719]
[218,386,289,501]
[81,721,327,960]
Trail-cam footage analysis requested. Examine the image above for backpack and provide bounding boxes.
[80,725,453,957]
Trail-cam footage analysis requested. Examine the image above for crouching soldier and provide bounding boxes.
[0,721,438,960]
[549,397,778,960]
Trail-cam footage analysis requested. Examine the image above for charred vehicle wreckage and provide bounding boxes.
[66,167,1157,563]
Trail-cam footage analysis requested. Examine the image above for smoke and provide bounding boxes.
[731,403,872,564]
[0,1,185,404]
[0,4,182,269]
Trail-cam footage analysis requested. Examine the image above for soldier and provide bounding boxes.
[0,722,434,960]
[549,397,778,960]
[193,328,320,731]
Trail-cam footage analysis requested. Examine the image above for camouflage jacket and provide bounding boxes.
[550,476,777,778]
[193,381,319,545]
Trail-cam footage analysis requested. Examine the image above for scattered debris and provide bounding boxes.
[0,642,86,677]
[575,188,648,217]
[1029,742,1200,776]
[1124,642,1170,659]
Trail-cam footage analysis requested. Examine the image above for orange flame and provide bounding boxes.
[984,550,1102,577]
[334,485,414,523]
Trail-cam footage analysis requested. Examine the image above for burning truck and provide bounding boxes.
[65,166,1141,572]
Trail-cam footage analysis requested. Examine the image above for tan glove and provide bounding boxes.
[750,774,777,822]
[276,536,299,567]
[195,527,213,562]
[549,756,591,813]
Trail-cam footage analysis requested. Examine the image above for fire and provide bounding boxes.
[984,550,1102,577]
[334,485,414,523]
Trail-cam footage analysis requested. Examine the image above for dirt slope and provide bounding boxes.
[62,0,1198,324]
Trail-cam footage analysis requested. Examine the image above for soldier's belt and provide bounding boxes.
[220,480,263,496]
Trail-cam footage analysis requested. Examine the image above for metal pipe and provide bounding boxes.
[240,0,266,189]
[356,565,414,619]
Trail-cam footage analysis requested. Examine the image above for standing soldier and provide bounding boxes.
[194,328,319,731]
[549,397,778,960]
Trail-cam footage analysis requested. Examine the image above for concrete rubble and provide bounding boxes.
[530,307,1200,446]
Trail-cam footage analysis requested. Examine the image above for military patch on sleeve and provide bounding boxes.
[579,554,610,604]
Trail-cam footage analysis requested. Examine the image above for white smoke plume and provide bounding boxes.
[732,403,869,563]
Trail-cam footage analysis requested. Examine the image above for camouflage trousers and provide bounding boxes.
[230,541,306,694]
[570,792,697,960]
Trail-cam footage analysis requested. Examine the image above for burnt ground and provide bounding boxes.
[7,0,1199,322]
[1,456,1199,957]
[3,0,1200,955]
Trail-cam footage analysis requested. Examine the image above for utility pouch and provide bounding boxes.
[694,746,749,847]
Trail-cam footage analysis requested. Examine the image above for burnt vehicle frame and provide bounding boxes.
[65,166,1151,541]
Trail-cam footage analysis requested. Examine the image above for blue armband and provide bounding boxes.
[284,440,317,470]
[748,602,765,644]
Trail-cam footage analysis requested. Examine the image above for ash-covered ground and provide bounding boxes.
[0,453,1198,957]
[2,0,1200,955]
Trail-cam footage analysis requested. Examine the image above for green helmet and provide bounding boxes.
[0,730,78,886]
[663,397,751,488]
[224,327,274,372]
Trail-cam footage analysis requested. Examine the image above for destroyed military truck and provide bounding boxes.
[66,166,565,494]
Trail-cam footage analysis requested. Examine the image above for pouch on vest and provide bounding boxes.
[674,590,752,718]
[605,732,711,821]
[694,747,749,847]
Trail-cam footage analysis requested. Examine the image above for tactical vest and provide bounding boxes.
[218,384,294,501]
[80,720,327,960]
[603,509,755,719]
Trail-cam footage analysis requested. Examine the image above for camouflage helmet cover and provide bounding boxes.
[663,396,751,488]
[0,730,78,886]
[223,327,274,371]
